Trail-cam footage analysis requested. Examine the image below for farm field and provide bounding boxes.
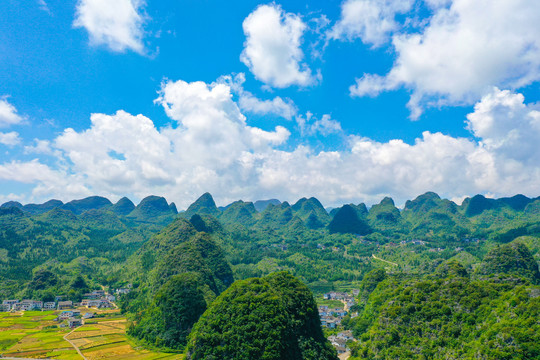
[0,311,78,359]
[0,310,182,359]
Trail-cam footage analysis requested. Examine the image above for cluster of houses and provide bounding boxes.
[323,290,359,309]
[115,284,132,295]
[318,289,360,329]
[319,306,348,329]
[1,289,120,329]
[57,309,94,328]
[328,330,356,354]
[80,290,115,309]
[1,299,59,312]
[1,290,115,314]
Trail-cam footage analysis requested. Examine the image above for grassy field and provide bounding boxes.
[0,310,79,359]
[316,298,345,309]
[0,309,182,359]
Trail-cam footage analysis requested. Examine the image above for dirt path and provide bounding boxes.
[338,351,351,360]
[371,254,398,267]
[63,327,88,360]
[340,299,350,311]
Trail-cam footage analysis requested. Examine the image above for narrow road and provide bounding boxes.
[340,299,350,311]
[63,327,88,360]
[371,254,398,267]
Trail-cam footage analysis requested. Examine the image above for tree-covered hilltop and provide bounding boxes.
[123,217,234,351]
[479,241,540,283]
[347,243,540,360]
[348,276,539,359]
[185,272,338,360]
[127,272,208,350]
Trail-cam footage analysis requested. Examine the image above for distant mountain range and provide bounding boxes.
[2,192,539,231]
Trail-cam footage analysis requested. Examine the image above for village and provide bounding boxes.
[319,289,360,355]
[2,284,357,355]
[0,285,132,329]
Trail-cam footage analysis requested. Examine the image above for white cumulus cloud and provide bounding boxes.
[0,132,21,146]
[1,84,539,208]
[219,73,298,120]
[0,97,24,127]
[467,88,540,165]
[350,0,540,119]
[329,0,413,46]
[241,4,319,88]
[74,0,146,53]
[296,112,343,137]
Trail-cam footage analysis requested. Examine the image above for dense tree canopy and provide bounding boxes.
[186,272,338,360]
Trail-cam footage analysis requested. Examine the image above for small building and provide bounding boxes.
[0,304,10,312]
[83,312,94,319]
[337,330,354,340]
[43,302,56,310]
[84,300,102,308]
[326,320,337,329]
[58,311,73,320]
[99,300,112,308]
[82,293,100,300]
[68,318,83,328]
[20,300,43,310]
[2,300,19,310]
[57,301,73,310]
[330,308,347,317]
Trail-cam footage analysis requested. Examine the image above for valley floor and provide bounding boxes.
[0,310,182,360]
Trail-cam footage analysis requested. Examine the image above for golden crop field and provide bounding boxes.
[0,310,183,360]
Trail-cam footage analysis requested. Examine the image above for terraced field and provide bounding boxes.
[0,311,78,359]
[0,310,182,360]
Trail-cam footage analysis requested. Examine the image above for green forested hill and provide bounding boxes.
[123,216,234,351]
[186,272,338,360]
[0,192,539,358]
[349,276,539,359]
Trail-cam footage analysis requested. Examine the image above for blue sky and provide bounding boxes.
[0,0,539,209]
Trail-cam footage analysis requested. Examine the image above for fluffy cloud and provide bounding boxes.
[15,78,289,205]
[1,84,539,208]
[74,0,146,53]
[350,0,540,118]
[219,73,297,120]
[329,0,413,46]
[296,113,343,136]
[0,97,24,127]
[0,132,21,146]
[241,4,318,88]
[466,88,540,165]
[24,139,56,155]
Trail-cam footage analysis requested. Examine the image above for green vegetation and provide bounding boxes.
[479,241,540,283]
[128,273,207,350]
[348,275,539,359]
[0,191,539,359]
[124,218,233,351]
[186,272,338,360]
